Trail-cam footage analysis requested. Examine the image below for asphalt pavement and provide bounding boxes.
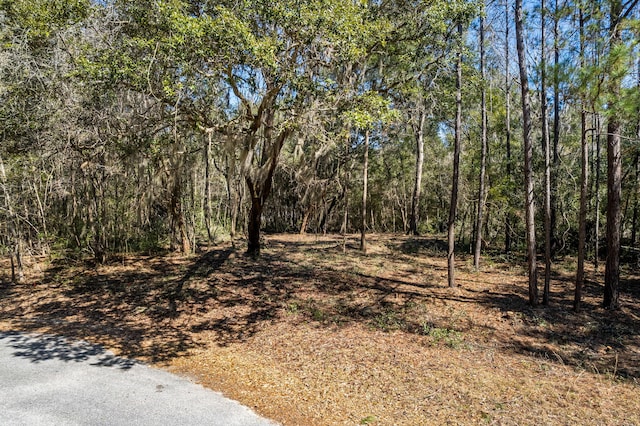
[0,331,276,426]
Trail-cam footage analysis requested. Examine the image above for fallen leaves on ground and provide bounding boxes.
[1,233,639,425]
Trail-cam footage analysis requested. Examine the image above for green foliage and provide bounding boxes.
[3,0,640,268]
[0,0,89,46]
[343,91,400,130]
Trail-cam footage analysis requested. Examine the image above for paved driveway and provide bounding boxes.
[0,331,276,426]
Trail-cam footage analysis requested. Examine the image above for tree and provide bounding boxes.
[473,5,488,270]
[633,56,640,251]
[515,0,538,305]
[361,129,371,252]
[503,0,514,254]
[409,110,426,236]
[541,0,552,305]
[603,0,639,309]
[575,4,588,312]
[551,0,561,255]
[0,0,93,262]
[343,91,398,253]
[447,22,463,289]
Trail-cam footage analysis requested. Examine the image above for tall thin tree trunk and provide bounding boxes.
[551,0,561,255]
[342,188,349,252]
[632,58,640,248]
[541,0,552,305]
[360,129,370,253]
[575,8,588,312]
[604,119,622,309]
[342,135,350,252]
[516,0,538,305]
[603,0,625,310]
[229,184,239,246]
[448,22,463,288]
[409,111,426,235]
[204,131,213,247]
[632,151,639,247]
[504,0,513,254]
[474,10,488,270]
[594,112,602,270]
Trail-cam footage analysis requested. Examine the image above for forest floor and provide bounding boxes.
[1,233,640,425]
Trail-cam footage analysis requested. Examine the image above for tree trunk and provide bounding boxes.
[342,187,349,252]
[242,95,291,256]
[516,0,538,305]
[575,8,588,312]
[342,134,350,252]
[551,0,561,255]
[409,110,426,235]
[244,126,288,256]
[632,58,640,249]
[170,176,191,256]
[604,119,622,309]
[474,11,488,270]
[603,0,625,310]
[504,0,513,254]
[448,22,463,288]
[594,112,602,270]
[90,170,108,263]
[247,191,263,256]
[360,129,370,253]
[204,131,213,246]
[576,108,589,311]
[632,151,639,247]
[320,195,338,234]
[541,0,552,305]
[299,205,313,235]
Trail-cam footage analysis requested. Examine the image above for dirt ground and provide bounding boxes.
[1,233,639,425]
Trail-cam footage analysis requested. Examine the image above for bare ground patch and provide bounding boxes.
[1,233,639,425]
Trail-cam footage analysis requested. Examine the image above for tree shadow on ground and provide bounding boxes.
[0,331,137,369]
[1,254,205,362]
[1,234,639,380]
[392,236,448,256]
[474,271,640,379]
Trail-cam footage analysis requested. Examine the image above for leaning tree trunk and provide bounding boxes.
[448,22,463,288]
[299,204,313,235]
[516,0,538,305]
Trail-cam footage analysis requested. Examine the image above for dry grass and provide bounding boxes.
[1,233,639,425]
